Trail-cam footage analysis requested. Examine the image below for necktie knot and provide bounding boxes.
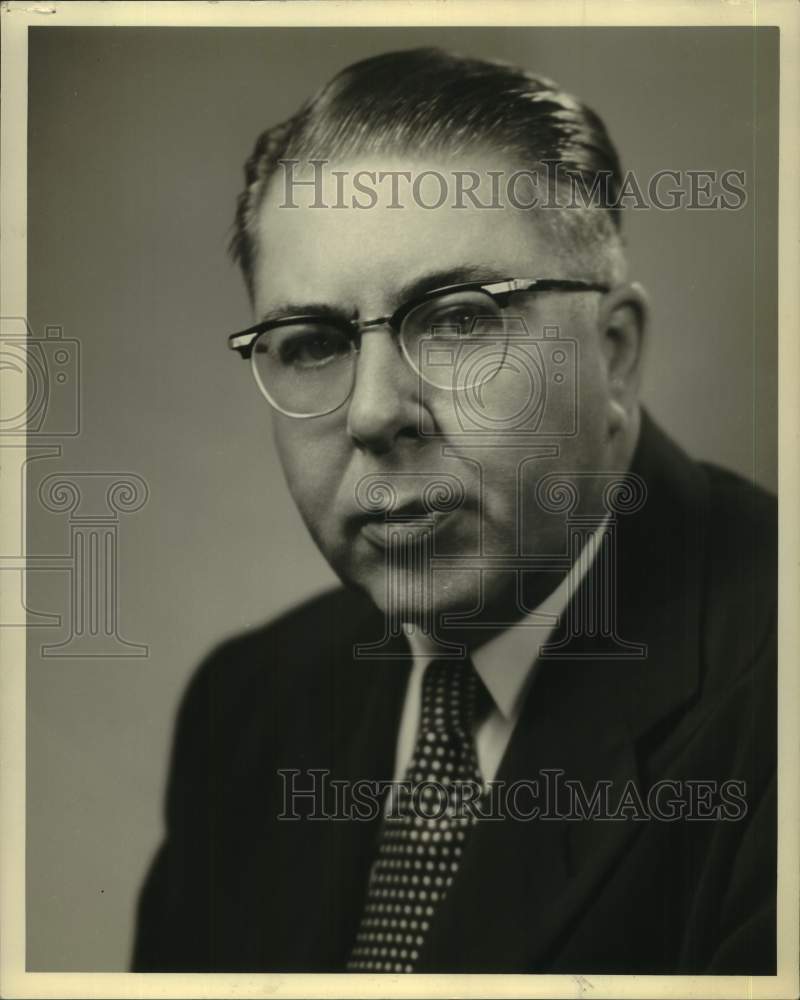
[420,658,480,738]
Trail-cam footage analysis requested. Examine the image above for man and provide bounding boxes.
[132,48,776,974]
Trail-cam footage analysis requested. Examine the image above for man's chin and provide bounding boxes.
[343,562,564,645]
[344,565,484,625]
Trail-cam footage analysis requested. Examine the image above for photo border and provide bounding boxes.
[1,2,798,998]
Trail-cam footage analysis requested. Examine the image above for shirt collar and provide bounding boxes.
[404,517,608,723]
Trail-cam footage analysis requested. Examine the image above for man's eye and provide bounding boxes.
[275,326,352,368]
[425,304,482,334]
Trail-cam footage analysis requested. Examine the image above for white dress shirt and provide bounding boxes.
[394,520,608,784]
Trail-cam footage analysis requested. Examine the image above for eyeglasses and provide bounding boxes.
[227,277,609,418]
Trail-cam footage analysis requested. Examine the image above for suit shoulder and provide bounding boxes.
[180,586,376,709]
[700,462,776,585]
[698,463,776,685]
[701,462,776,529]
[200,583,373,673]
[218,585,375,657]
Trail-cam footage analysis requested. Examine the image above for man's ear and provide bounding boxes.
[596,282,649,436]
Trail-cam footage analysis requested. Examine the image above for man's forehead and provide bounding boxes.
[253,154,553,312]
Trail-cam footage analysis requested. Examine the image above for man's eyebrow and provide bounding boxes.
[257,302,353,325]
[393,265,512,306]
[257,265,512,325]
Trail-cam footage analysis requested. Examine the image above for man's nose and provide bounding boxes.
[346,328,421,454]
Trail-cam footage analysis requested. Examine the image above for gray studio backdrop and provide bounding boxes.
[25,26,777,969]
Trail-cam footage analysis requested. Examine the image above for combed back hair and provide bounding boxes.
[231,47,627,300]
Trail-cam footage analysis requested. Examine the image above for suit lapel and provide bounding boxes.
[253,600,410,971]
[323,621,412,966]
[418,412,709,971]
[417,644,641,971]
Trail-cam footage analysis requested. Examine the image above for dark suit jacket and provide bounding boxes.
[132,413,776,974]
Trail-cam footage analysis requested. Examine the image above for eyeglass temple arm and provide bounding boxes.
[488,278,610,294]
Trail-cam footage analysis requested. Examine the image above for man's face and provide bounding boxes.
[252,155,619,626]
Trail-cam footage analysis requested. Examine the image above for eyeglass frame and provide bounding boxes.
[227,276,610,417]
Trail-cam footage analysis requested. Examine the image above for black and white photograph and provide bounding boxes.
[1,2,798,997]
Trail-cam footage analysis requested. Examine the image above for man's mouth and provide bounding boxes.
[356,504,460,549]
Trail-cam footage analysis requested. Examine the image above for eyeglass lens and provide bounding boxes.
[250,289,508,417]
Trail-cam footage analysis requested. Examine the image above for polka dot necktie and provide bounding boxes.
[347,658,485,973]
